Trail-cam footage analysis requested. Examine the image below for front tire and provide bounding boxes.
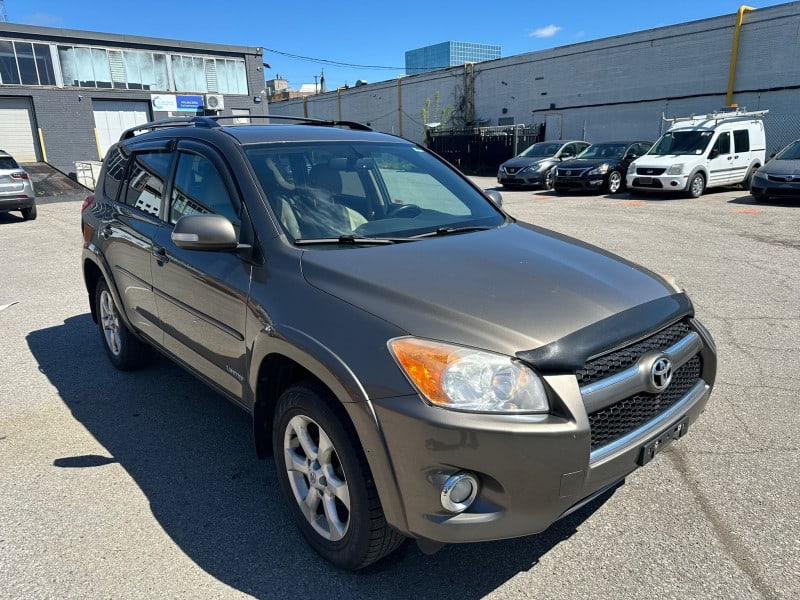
[543,167,555,190]
[273,382,405,570]
[94,278,152,370]
[686,173,705,198]
[605,171,623,194]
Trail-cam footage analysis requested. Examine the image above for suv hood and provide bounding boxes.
[300,223,675,356]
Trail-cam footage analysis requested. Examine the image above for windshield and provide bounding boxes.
[649,130,713,156]
[577,143,628,159]
[245,141,505,242]
[519,142,562,158]
[775,140,800,160]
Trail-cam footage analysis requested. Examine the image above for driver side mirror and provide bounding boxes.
[484,189,503,207]
[708,148,720,160]
[559,152,573,160]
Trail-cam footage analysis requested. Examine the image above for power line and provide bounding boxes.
[262,47,424,72]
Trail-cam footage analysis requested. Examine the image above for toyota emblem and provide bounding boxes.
[651,357,673,391]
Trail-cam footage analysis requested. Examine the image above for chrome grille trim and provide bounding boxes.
[589,380,709,465]
[581,331,702,413]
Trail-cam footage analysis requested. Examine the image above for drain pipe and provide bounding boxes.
[726,5,755,106]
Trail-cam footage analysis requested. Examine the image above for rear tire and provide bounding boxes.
[273,382,405,570]
[741,167,756,191]
[21,204,37,220]
[94,278,152,370]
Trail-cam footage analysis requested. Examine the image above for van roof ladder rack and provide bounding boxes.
[662,107,769,126]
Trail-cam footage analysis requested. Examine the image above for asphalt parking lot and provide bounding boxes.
[1,182,798,599]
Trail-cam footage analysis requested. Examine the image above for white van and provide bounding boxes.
[627,107,767,198]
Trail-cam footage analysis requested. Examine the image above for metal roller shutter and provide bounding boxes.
[0,97,37,162]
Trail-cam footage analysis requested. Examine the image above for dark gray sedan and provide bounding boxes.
[497,140,590,190]
[751,139,800,201]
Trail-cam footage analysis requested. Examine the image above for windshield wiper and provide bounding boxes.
[410,226,494,239]
[294,235,416,246]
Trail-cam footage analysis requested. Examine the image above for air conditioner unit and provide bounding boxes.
[205,94,225,110]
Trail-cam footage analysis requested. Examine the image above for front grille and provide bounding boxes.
[576,320,692,386]
[587,355,702,451]
[505,167,520,175]
[767,174,800,183]
[633,177,664,188]
[633,167,666,176]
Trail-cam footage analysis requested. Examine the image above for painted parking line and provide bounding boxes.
[735,208,762,214]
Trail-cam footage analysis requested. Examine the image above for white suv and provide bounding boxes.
[627,107,767,198]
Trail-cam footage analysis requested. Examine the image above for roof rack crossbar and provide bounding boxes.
[207,114,373,131]
[119,116,220,141]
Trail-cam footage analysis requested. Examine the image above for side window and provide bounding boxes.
[101,144,129,202]
[123,151,171,217]
[733,129,750,152]
[170,153,240,228]
[713,132,731,156]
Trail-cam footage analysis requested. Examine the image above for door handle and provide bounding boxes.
[151,245,170,264]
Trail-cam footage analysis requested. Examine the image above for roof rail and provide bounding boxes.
[119,116,220,141]
[208,114,374,131]
[662,107,769,126]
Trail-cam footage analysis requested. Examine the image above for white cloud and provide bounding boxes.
[529,25,562,39]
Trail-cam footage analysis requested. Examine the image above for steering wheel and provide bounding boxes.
[386,203,422,218]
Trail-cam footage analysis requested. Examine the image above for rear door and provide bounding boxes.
[730,129,752,183]
[99,142,171,343]
[150,140,251,400]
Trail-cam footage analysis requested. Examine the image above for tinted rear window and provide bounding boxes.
[0,156,20,170]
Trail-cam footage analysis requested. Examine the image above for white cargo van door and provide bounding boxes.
[730,128,753,183]
[707,131,735,187]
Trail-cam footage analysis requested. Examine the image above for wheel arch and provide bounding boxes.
[250,333,410,535]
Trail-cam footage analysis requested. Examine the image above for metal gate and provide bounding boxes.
[428,125,543,175]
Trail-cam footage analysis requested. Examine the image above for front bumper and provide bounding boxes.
[627,173,688,193]
[370,319,716,544]
[498,171,546,187]
[751,173,800,199]
[555,175,605,191]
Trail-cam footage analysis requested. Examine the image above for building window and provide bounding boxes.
[0,39,56,85]
[1,38,247,94]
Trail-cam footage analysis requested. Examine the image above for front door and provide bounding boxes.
[150,143,250,399]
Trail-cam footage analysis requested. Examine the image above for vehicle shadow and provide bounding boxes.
[28,315,617,599]
[727,194,800,207]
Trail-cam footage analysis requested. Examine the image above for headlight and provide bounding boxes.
[388,338,550,413]
[667,163,684,175]
[588,163,609,175]
[521,163,545,174]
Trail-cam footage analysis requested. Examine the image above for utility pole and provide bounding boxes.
[0,1,9,23]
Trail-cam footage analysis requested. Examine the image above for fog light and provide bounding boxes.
[441,472,479,513]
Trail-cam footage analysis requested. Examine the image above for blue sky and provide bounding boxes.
[11,1,790,90]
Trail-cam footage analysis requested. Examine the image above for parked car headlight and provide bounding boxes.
[388,338,550,413]
[588,164,609,175]
[667,164,685,175]
[521,163,546,174]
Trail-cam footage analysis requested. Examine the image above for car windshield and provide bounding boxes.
[519,142,562,158]
[649,130,713,156]
[577,144,628,159]
[245,141,505,242]
[775,140,800,160]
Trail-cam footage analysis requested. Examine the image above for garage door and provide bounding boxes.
[0,97,38,162]
[93,100,150,160]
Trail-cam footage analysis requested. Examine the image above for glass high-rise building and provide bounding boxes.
[405,41,501,75]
